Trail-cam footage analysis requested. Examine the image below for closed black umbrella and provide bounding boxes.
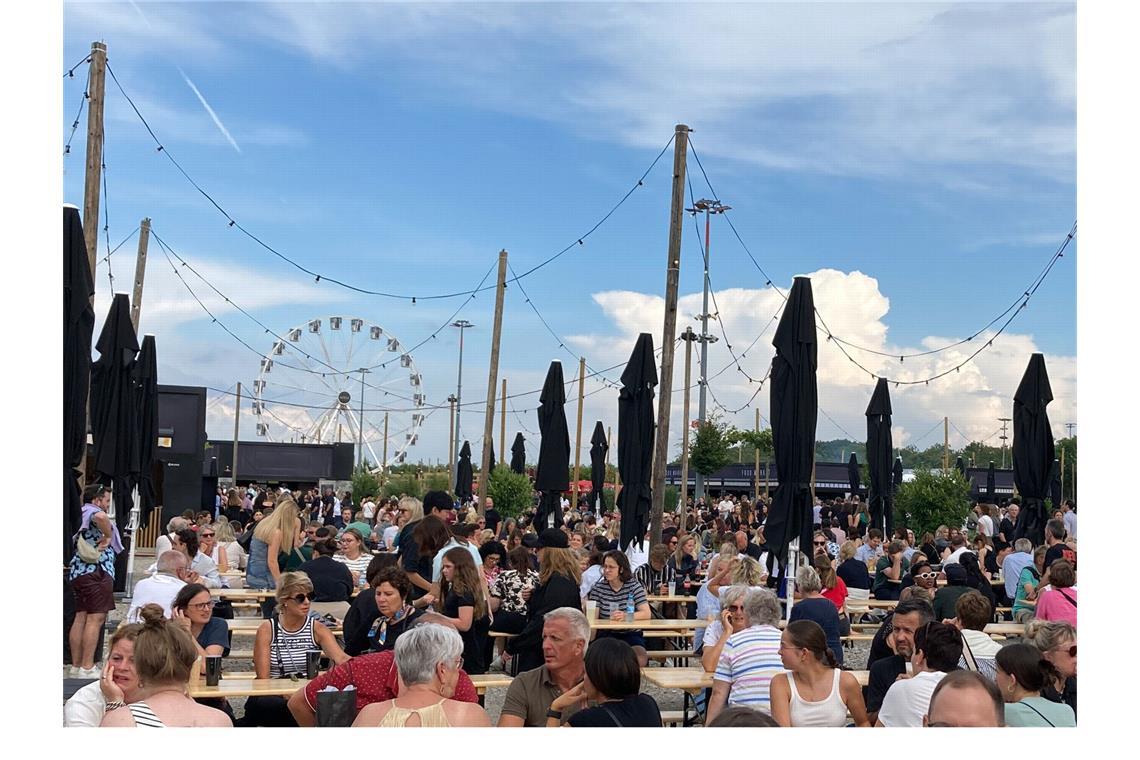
[1048,458,1062,509]
[487,441,496,474]
[955,456,967,479]
[132,335,159,530]
[865,378,893,535]
[533,362,570,529]
[63,206,94,562]
[510,433,526,474]
[890,456,902,537]
[589,421,608,515]
[1012,353,1056,546]
[986,461,996,502]
[617,334,657,552]
[455,441,474,503]
[90,293,140,528]
[847,453,861,499]
[766,277,818,572]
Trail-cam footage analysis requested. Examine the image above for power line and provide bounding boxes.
[106,57,674,302]
[63,53,92,79]
[64,76,88,156]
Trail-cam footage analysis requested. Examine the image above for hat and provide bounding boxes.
[521,533,541,549]
[537,528,569,549]
[943,563,967,584]
[423,490,455,512]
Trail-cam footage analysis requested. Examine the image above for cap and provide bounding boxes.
[943,563,967,584]
[537,528,569,549]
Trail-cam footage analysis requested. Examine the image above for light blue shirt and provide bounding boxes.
[431,538,482,583]
[855,543,883,563]
[1002,551,1034,599]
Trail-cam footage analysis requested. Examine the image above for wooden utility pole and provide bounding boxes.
[500,378,507,467]
[943,417,949,473]
[476,250,508,514]
[448,398,456,493]
[231,383,242,484]
[754,408,761,501]
[648,124,690,546]
[572,357,586,513]
[130,218,151,332]
[679,327,695,515]
[82,42,108,287]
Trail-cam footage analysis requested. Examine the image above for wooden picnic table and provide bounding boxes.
[189,677,308,699]
[468,674,513,695]
[984,622,1025,636]
[589,617,707,631]
[641,667,870,693]
[226,618,343,636]
[647,594,698,604]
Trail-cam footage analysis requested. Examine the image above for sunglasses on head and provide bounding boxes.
[289,593,313,604]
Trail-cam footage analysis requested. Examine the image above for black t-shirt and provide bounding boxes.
[298,555,354,602]
[743,543,766,562]
[341,588,379,656]
[444,591,489,675]
[837,558,872,590]
[397,520,432,599]
[865,654,907,714]
[485,509,501,535]
[997,518,1016,544]
[567,694,662,727]
[1045,543,1076,571]
[788,597,843,666]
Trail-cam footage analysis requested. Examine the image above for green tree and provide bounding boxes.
[1055,436,1076,502]
[487,466,534,519]
[381,472,423,501]
[893,468,972,537]
[689,417,737,477]
[423,471,450,493]
[351,464,380,502]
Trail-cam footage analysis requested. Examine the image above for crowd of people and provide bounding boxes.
[66,483,1078,728]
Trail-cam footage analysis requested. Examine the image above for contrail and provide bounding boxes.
[177,66,242,153]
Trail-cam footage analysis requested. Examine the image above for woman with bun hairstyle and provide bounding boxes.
[769,620,869,727]
[995,643,1076,727]
[99,604,232,727]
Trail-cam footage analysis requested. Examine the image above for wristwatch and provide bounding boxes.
[546,708,563,720]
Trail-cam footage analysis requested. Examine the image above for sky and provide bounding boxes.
[61,1,1077,467]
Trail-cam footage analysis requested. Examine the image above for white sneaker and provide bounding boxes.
[67,666,80,678]
[78,666,101,678]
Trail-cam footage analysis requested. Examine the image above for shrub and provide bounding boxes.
[487,466,534,519]
[894,469,972,537]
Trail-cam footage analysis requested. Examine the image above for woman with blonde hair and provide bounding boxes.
[66,621,145,726]
[503,533,582,674]
[99,604,232,727]
[246,497,302,592]
[1026,619,1077,716]
[208,518,246,572]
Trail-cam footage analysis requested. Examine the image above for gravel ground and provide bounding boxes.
[72,554,873,724]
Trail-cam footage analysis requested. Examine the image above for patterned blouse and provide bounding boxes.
[491,569,539,615]
[69,506,115,581]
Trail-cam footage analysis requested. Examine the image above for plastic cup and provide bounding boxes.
[204,655,222,686]
[585,601,598,620]
[305,650,322,679]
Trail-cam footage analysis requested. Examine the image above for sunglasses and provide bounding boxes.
[289,593,314,604]
[915,571,939,580]
[1055,645,1077,657]
[200,532,215,538]
[813,540,828,546]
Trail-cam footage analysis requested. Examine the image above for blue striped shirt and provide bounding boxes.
[714,625,784,711]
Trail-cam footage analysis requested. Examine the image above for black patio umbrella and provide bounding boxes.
[533,362,570,529]
[132,335,159,531]
[617,333,657,552]
[589,421,609,515]
[890,456,903,537]
[865,378,893,535]
[955,456,967,480]
[63,206,94,562]
[510,432,526,474]
[1048,458,1062,508]
[487,441,496,474]
[766,277,818,574]
[986,461,996,502]
[1012,353,1056,546]
[847,453,861,499]
[455,441,474,503]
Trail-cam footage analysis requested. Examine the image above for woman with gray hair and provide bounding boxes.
[789,565,844,666]
[701,586,752,672]
[352,624,491,727]
[706,588,784,724]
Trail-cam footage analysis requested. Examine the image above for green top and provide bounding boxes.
[1012,566,1040,615]
[873,554,909,595]
[932,584,973,621]
[1004,696,1076,727]
[343,521,374,541]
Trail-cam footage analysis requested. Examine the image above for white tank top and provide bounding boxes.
[787,669,848,727]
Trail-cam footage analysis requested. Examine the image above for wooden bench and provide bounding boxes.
[645,649,698,661]
[661,709,700,726]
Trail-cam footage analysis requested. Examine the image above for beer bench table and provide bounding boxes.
[647,595,699,604]
[189,677,308,699]
[226,618,343,636]
[469,673,513,696]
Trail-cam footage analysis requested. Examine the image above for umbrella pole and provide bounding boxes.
[124,487,141,601]
[785,540,799,622]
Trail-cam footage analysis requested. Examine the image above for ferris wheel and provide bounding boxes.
[252,316,426,469]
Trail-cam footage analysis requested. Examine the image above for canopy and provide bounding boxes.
[132,335,159,530]
[63,206,94,561]
[865,378,893,535]
[534,362,570,529]
[986,461,996,502]
[847,453,861,498]
[617,334,657,552]
[1012,353,1056,546]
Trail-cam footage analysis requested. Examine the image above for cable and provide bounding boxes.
[908,419,947,449]
[96,227,139,272]
[63,53,92,79]
[107,57,674,302]
[818,407,856,440]
[64,78,88,156]
[102,157,113,292]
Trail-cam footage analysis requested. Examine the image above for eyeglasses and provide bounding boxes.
[727,604,746,612]
[188,600,215,611]
[289,593,314,604]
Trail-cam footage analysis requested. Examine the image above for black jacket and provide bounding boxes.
[298,555,354,602]
[505,573,580,672]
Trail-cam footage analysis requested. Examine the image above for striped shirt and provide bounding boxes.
[714,624,783,712]
[126,701,166,728]
[270,616,319,678]
[586,578,648,619]
[634,562,677,595]
[334,552,373,579]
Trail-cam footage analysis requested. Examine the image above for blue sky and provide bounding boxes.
[62,1,1076,466]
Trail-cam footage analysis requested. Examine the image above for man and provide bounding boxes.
[634,544,678,602]
[735,530,765,562]
[872,540,909,601]
[941,534,970,565]
[288,644,479,726]
[932,562,974,621]
[1041,518,1077,588]
[997,502,1019,546]
[342,510,374,545]
[1061,499,1077,540]
[361,494,377,523]
[876,621,963,727]
[974,503,995,539]
[68,484,122,677]
[334,506,353,531]
[484,497,501,536]
[126,551,192,622]
[498,608,589,726]
[718,494,735,518]
[855,529,884,563]
[924,670,1005,727]
[154,516,190,557]
[865,598,935,722]
[707,588,784,723]
[812,498,822,528]
[432,521,483,582]
[949,590,1002,681]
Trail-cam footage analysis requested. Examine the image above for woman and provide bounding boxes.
[491,546,538,633]
[334,528,373,587]
[352,623,490,727]
[210,519,246,572]
[960,551,996,607]
[919,532,938,565]
[814,552,849,635]
[849,502,870,538]
[175,528,222,588]
[996,643,1076,727]
[667,533,700,583]
[579,548,605,601]
[788,565,843,666]
[170,583,229,661]
[549,638,662,727]
[243,572,350,726]
[299,537,354,618]
[903,558,939,596]
[770,620,869,727]
[479,540,505,585]
[586,551,651,666]
[504,537,582,674]
[344,564,440,655]
[701,585,751,673]
[65,621,143,726]
[498,517,517,543]
[246,497,301,592]
[223,489,243,525]
[1027,620,1077,717]
[436,547,492,675]
[99,604,232,727]
[836,540,872,592]
[1013,546,1048,623]
[1035,560,1077,626]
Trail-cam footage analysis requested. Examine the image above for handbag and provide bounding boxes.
[75,533,103,564]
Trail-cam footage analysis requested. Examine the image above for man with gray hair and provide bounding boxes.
[154,516,190,557]
[126,551,191,622]
[1002,538,1035,600]
[498,607,589,726]
[707,588,784,724]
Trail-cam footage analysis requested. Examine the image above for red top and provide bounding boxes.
[820,576,849,611]
[302,649,479,711]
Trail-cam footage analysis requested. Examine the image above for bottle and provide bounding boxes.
[625,592,635,622]
[359,571,368,591]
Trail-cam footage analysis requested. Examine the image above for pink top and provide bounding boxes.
[1035,587,1077,626]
